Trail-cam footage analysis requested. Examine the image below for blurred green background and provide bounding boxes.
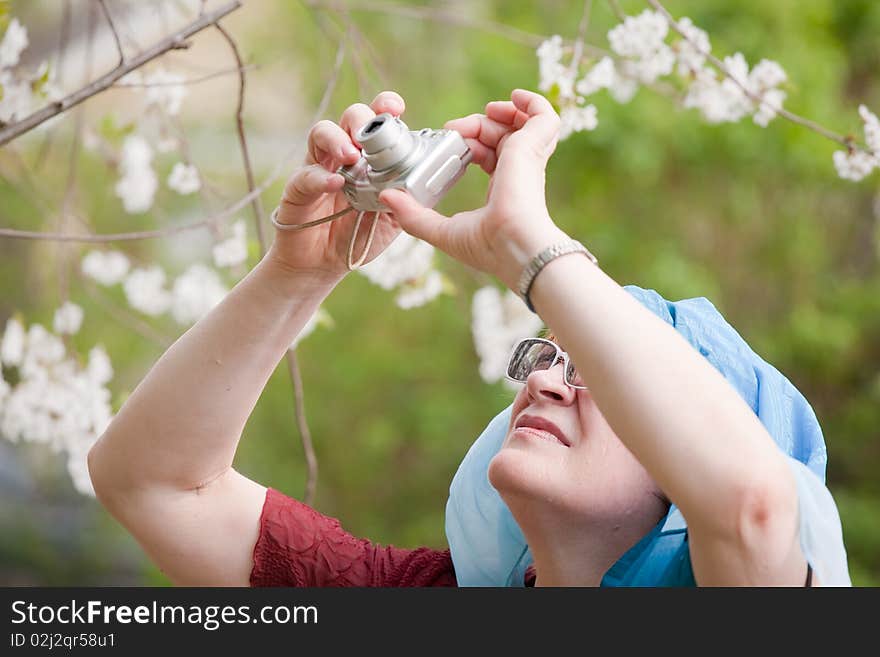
[0,0,878,586]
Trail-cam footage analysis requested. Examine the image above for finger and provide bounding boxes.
[444,113,511,149]
[463,138,497,174]
[339,102,377,146]
[510,89,560,146]
[378,188,448,248]
[279,165,344,215]
[486,101,529,129]
[369,90,405,116]
[306,120,361,169]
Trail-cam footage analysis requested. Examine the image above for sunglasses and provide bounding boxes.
[505,337,587,390]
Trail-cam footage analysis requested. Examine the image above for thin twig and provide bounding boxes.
[33,0,74,173]
[645,0,862,151]
[570,1,594,74]
[80,275,175,349]
[98,0,126,67]
[0,0,242,146]
[315,35,347,120]
[113,64,256,88]
[607,0,626,21]
[0,178,266,242]
[215,24,267,250]
[285,354,318,506]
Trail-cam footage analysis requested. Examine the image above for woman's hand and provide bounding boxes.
[267,91,407,281]
[379,89,570,292]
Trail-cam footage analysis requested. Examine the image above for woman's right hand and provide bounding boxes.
[266,91,407,281]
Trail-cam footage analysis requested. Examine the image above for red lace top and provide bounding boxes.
[250,488,458,587]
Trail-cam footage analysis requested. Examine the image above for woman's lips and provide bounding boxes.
[514,414,571,447]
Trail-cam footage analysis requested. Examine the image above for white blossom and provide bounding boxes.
[559,104,598,139]
[212,220,248,268]
[144,68,186,115]
[833,149,877,182]
[0,317,114,496]
[675,17,711,76]
[1,317,25,366]
[0,70,33,123]
[608,71,639,104]
[123,266,172,316]
[682,52,781,125]
[21,324,66,380]
[753,88,787,127]
[395,270,444,309]
[86,346,113,386]
[115,135,158,214]
[358,232,434,290]
[66,445,96,496]
[575,57,615,97]
[608,10,674,84]
[471,286,544,385]
[53,302,84,336]
[81,250,130,286]
[750,59,787,91]
[0,18,28,69]
[170,264,228,325]
[608,10,668,60]
[537,35,566,93]
[167,162,201,195]
[859,105,880,153]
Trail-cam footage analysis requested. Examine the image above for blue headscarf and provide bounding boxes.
[446,285,833,587]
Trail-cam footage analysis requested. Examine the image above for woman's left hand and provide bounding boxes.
[379,89,570,291]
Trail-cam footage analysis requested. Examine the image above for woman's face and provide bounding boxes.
[488,354,667,528]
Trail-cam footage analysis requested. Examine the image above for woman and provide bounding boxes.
[87,89,850,586]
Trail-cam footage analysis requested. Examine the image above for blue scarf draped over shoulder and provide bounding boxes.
[445,285,827,587]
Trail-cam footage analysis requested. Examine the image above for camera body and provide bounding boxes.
[338,113,472,212]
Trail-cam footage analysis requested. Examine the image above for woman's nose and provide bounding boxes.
[526,363,576,404]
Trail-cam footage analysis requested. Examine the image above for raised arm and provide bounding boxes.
[381,89,808,586]
[87,92,410,586]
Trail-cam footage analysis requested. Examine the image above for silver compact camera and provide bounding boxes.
[338,113,472,212]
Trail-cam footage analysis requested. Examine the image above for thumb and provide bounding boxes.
[379,188,447,247]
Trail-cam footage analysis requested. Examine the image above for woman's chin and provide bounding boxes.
[488,448,546,497]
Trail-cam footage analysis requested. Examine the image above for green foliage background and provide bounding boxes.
[0,0,878,585]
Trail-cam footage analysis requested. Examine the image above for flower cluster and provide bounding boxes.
[0,313,114,496]
[82,249,229,326]
[0,18,61,125]
[115,135,158,214]
[358,232,448,309]
[212,220,248,268]
[109,67,193,214]
[536,9,788,138]
[833,106,880,182]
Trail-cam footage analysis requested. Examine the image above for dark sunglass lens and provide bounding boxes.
[566,361,584,387]
[508,340,558,381]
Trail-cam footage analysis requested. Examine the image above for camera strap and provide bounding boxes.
[269,205,382,271]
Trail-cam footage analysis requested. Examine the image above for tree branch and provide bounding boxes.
[0,0,242,147]
[97,0,126,67]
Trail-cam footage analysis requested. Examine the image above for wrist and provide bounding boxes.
[496,220,570,291]
[517,239,599,312]
[258,247,345,302]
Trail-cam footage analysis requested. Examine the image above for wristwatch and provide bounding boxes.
[517,239,598,313]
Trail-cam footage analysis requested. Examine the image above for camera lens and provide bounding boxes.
[356,113,416,172]
[363,118,385,135]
